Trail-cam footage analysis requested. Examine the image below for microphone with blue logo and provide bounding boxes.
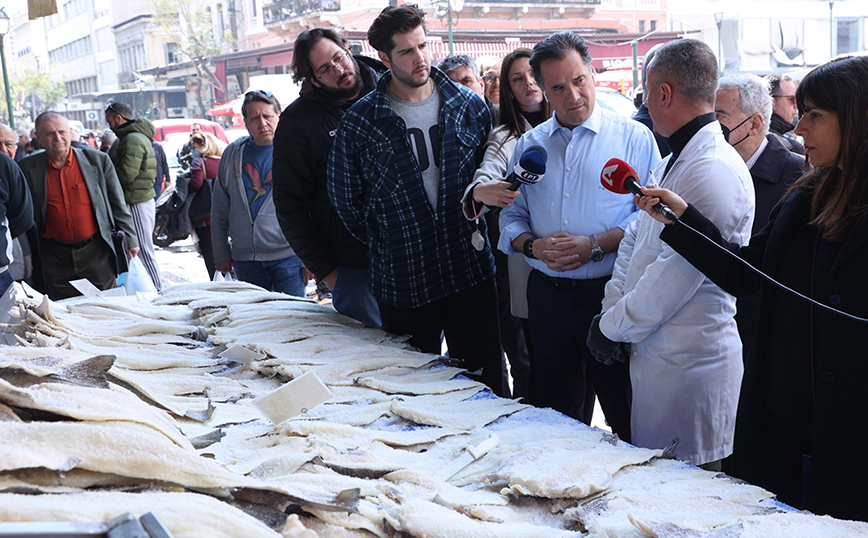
[508,145,548,191]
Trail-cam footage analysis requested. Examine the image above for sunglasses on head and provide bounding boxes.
[105,102,120,114]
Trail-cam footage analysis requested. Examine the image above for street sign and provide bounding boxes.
[86,111,98,121]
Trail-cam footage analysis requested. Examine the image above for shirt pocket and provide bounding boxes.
[362,141,400,196]
[455,128,484,178]
[73,183,90,205]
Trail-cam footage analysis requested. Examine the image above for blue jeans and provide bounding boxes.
[0,269,13,295]
[234,256,305,297]
[331,266,383,328]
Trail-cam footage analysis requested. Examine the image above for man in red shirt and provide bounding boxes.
[19,111,139,299]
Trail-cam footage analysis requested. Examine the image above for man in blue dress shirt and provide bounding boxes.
[499,32,660,440]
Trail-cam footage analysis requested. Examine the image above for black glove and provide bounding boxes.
[587,314,631,365]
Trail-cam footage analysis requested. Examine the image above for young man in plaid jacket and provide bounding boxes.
[328,4,505,395]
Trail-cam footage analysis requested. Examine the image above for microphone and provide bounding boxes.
[600,159,868,324]
[601,158,678,222]
[508,145,548,191]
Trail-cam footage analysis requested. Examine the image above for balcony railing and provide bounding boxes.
[263,0,340,26]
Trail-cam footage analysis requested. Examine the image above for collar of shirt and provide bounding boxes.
[545,104,602,138]
[47,148,74,170]
[745,135,769,170]
[664,112,716,177]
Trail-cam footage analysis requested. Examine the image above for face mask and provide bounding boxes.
[721,115,752,147]
[192,148,200,158]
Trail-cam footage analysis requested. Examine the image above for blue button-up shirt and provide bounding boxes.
[499,105,660,280]
[328,67,493,308]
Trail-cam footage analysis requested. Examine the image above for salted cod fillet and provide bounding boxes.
[0,491,284,538]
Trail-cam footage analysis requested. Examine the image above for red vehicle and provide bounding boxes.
[151,118,228,144]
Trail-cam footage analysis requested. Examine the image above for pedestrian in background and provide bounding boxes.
[189,132,221,280]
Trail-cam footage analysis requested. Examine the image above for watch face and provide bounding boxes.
[591,250,605,262]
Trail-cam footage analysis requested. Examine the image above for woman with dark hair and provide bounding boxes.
[190,132,223,279]
[460,48,552,399]
[635,55,868,521]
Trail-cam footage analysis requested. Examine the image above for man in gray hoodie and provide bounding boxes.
[212,90,306,296]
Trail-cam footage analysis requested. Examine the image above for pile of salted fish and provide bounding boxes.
[0,281,865,538]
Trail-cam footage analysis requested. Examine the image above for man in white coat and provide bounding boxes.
[587,39,755,469]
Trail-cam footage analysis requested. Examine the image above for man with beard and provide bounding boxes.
[328,4,505,395]
[765,74,804,155]
[272,28,386,326]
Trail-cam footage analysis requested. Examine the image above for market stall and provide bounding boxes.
[0,281,865,537]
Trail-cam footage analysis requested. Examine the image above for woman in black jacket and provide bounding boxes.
[635,55,868,521]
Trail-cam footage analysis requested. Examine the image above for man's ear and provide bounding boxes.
[750,113,764,135]
[659,82,673,107]
[378,50,392,70]
[310,76,321,89]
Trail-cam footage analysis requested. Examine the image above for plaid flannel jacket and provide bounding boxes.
[328,67,494,308]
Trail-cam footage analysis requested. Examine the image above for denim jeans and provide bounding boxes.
[234,256,305,297]
[0,269,13,296]
[331,266,383,328]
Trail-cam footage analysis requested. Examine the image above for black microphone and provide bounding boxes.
[601,158,677,222]
[508,145,548,191]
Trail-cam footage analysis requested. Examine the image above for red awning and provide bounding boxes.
[206,96,243,117]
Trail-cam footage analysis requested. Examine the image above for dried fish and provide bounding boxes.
[389,394,529,430]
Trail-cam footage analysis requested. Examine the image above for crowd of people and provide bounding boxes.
[0,2,864,522]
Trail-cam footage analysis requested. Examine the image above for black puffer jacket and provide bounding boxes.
[272,55,386,281]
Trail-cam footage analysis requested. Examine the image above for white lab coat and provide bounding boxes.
[599,121,755,465]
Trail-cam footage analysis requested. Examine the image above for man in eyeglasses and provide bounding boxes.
[212,90,307,297]
[329,5,505,395]
[272,27,386,324]
[765,74,805,155]
[0,124,18,159]
[105,101,162,291]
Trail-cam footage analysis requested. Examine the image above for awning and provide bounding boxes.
[206,96,242,117]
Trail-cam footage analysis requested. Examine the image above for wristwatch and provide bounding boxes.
[523,236,538,259]
[589,234,604,262]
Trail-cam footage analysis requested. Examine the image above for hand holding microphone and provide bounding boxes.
[600,158,683,222]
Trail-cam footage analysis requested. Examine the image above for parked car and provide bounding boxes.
[152,119,228,171]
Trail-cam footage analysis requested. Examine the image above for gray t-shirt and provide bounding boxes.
[388,88,441,210]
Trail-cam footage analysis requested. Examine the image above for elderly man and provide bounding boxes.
[438,54,498,125]
[105,101,161,291]
[765,74,804,155]
[213,91,306,296]
[590,39,755,468]
[714,73,804,362]
[273,27,386,325]
[479,59,501,106]
[499,32,660,438]
[19,112,138,299]
[329,5,504,395]
[0,123,33,283]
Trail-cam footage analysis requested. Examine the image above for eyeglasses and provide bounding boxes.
[482,74,499,84]
[105,102,120,114]
[772,94,796,103]
[315,50,351,81]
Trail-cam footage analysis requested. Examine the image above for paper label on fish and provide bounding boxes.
[253,371,333,425]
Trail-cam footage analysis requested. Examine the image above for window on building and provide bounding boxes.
[166,42,180,65]
[836,18,861,56]
[650,20,657,32]
[639,20,646,33]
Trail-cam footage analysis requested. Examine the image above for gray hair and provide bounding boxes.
[718,74,772,136]
[437,55,480,79]
[646,39,718,106]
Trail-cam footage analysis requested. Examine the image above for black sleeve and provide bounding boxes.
[659,203,773,297]
[2,155,33,239]
[272,108,339,280]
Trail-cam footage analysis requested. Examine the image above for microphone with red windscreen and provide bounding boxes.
[600,158,677,222]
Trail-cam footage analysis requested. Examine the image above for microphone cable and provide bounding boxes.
[664,214,868,323]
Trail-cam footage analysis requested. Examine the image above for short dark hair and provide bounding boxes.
[241,90,281,119]
[765,74,793,96]
[437,55,479,78]
[105,101,133,119]
[529,31,593,88]
[292,28,348,84]
[646,39,718,106]
[367,4,426,57]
